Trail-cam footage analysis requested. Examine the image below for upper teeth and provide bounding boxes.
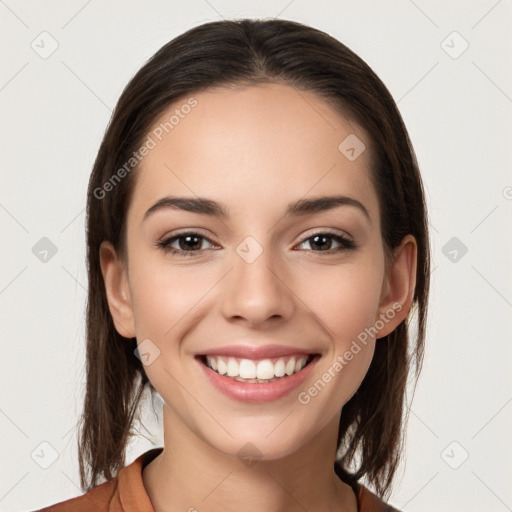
[205,355,309,380]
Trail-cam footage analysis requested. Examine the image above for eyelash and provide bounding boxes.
[155,230,357,257]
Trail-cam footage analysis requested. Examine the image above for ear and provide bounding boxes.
[374,234,417,339]
[99,240,136,338]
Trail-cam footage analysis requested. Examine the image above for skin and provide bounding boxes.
[100,83,417,512]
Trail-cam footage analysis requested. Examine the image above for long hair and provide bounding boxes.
[78,18,430,499]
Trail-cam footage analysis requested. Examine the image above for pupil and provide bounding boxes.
[181,235,201,251]
[312,235,330,250]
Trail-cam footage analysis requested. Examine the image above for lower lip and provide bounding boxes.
[196,355,320,403]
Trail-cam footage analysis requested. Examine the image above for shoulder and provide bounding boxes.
[354,481,403,512]
[34,447,162,512]
[35,478,118,512]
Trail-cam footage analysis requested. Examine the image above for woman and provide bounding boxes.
[38,17,429,512]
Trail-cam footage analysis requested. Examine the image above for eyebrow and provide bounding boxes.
[143,194,371,223]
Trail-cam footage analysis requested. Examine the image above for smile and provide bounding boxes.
[200,354,315,383]
[195,346,321,402]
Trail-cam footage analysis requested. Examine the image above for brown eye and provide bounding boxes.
[296,232,356,253]
[157,232,217,256]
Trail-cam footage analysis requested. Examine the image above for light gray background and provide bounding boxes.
[1,1,511,511]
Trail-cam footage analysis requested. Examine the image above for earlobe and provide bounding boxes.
[375,235,417,339]
[99,241,136,339]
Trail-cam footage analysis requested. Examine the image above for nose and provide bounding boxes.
[220,244,296,328]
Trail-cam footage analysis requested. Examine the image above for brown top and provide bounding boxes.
[37,448,401,511]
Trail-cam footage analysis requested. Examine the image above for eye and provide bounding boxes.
[295,231,356,253]
[156,232,218,256]
[156,230,356,257]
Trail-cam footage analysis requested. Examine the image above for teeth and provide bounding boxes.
[204,355,310,381]
[239,359,256,379]
[227,358,238,377]
[216,358,227,375]
[274,359,285,377]
[256,360,274,380]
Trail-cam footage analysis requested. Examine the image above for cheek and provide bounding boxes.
[128,258,210,341]
[294,256,384,406]
[299,259,384,344]
[126,260,210,409]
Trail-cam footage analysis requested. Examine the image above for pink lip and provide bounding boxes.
[197,344,317,360]
[196,354,320,403]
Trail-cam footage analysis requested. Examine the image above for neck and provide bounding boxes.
[142,404,357,512]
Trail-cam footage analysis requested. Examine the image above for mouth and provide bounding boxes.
[196,353,319,384]
[194,343,322,402]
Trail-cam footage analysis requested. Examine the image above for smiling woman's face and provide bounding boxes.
[100,82,414,461]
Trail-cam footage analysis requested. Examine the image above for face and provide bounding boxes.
[100,83,415,461]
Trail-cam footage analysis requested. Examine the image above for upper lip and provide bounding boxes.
[197,344,318,360]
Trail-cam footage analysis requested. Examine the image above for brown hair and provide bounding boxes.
[78,18,430,499]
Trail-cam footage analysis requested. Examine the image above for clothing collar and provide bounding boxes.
[114,447,394,512]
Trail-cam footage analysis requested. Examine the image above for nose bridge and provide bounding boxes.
[221,235,294,325]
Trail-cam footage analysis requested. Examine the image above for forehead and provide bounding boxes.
[128,83,377,223]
